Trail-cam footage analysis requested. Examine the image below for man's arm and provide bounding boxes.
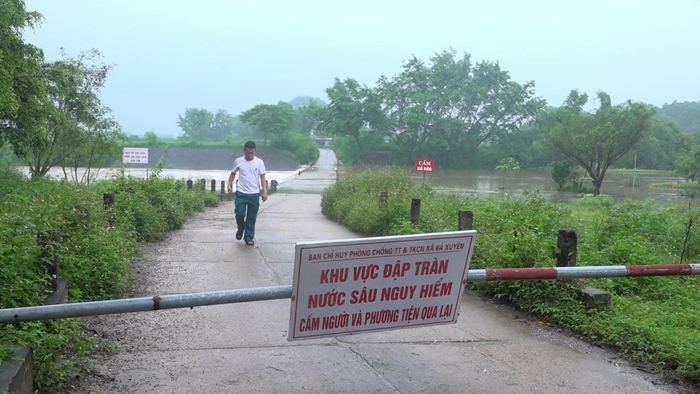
[260,173,268,202]
[227,171,236,194]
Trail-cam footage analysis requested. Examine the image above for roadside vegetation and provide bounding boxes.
[321,167,700,385]
[0,164,220,391]
[2,1,699,390]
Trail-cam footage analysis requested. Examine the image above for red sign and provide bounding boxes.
[415,158,434,172]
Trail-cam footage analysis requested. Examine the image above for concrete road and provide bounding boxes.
[72,150,682,393]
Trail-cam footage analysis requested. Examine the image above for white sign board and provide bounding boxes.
[122,147,149,164]
[288,230,477,341]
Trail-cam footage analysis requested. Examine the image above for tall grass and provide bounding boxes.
[321,167,700,385]
[0,166,220,390]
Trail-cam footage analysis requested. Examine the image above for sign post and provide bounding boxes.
[122,147,149,178]
[415,158,434,182]
[122,147,149,164]
[288,231,477,341]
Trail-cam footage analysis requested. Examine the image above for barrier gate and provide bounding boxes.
[1,229,699,342]
[1,263,698,325]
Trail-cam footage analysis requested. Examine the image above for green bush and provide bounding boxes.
[0,166,221,389]
[321,168,700,385]
[274,132,320,164]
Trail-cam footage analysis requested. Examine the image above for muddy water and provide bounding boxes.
[420,168,692,206]
[20,153,696,207]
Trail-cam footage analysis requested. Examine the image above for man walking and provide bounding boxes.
[227,141,268,245]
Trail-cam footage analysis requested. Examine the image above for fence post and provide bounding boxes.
[557,229,577,267]
[379,191,388,207]
[103,193,114,227]
[187,180,193,191]
[458,210,473,230]
[210,179,216,193]
[221,181,225,195]
[200,179,206,191]
[103,192,114,209]
[411,199,421,226]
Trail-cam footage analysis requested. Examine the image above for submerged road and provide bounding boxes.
[73,149,682,393]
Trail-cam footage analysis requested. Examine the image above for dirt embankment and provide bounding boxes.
[116,147,302,171]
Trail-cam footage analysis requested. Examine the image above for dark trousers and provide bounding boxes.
[235,191,260,240]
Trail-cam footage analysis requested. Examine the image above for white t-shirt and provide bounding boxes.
[232,156,266,194]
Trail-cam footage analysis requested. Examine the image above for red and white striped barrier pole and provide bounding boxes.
[466,264,700,282]
[2,264,698,323]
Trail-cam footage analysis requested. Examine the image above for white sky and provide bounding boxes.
[24,0,700,136]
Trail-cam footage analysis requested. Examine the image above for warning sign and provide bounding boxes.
[122,147,149,164]
[415,158,434,172]
[288,231,477,341]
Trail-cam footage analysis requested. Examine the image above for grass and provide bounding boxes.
[321,166,700,385]
[0,164,221,390]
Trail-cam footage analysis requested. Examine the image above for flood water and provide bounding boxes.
[18,149,697,207]
[420,168,694,206]
[276,150,696,207]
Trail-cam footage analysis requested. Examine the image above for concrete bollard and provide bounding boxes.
[458,210,473,230]
[221,181,225,195]
[557,229,577,267]
[411,199,421,226]
[187,180,193,191]
[103,192,114,209]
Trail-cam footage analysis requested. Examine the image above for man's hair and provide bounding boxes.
[244,141,256,150]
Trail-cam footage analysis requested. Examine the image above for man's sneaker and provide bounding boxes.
[236,230,243,240]
[245,239,255,246]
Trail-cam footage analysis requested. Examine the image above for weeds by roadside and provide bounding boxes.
[0,166,220,391]
[321,166,700,385]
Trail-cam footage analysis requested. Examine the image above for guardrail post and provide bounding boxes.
[210,179,216,193]
[411,199,421,226]
[458,210,473,230]
[557,229,577,267]
[187,180,193,190]
[103,192,115,228]
[103,192,114,209]
[220,181,225,195]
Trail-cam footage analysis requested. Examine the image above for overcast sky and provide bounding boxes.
[24,0,700,136]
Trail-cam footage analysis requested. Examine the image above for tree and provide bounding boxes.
[674,145,700,183]
[491,123,549,168]
[63,123,125,184]
[655,101,700,133]
[550,161,573,189]
[177,108,214,140]
[144,130,159,146]
[318,78,384,155]
[295,101,323,135]
[211,109,235,141]
[619,119,694,170]
[24,48,118,178]
[0,0,48,156]
[288,96,326,109]
[541,90,655,196]
[239,102,296,146]
[377,49,545,164]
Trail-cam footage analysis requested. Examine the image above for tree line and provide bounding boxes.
[310,49,700,196]
[172,96,324,164]
[0,1,124,183]
[2,1,698,192]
